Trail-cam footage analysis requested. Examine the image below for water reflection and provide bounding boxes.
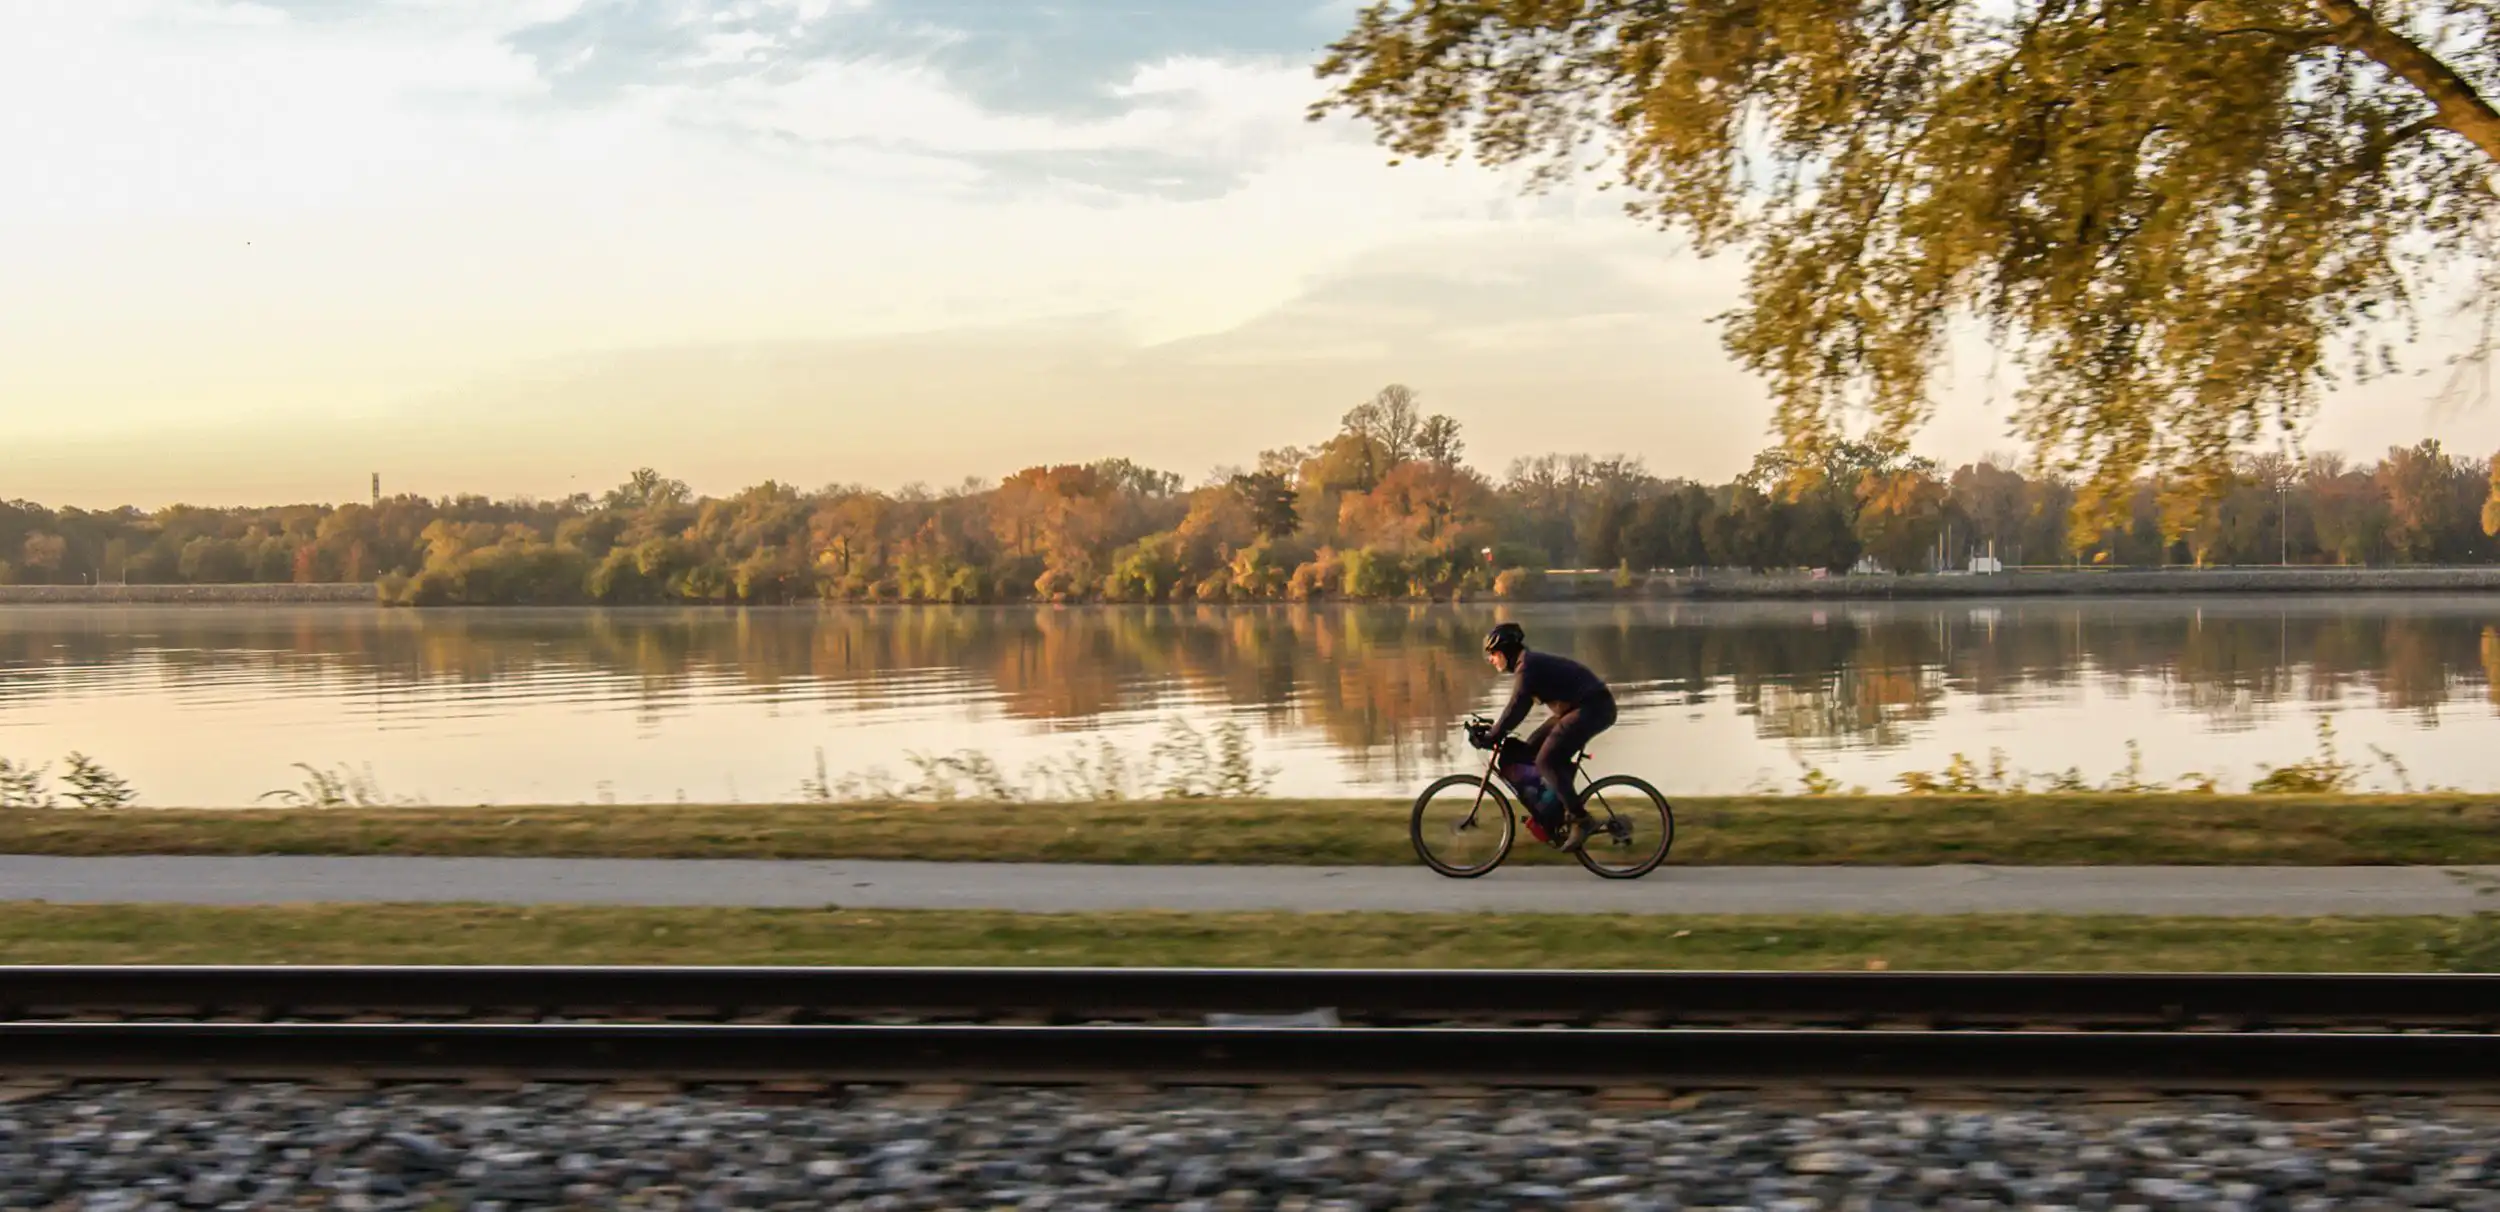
[2,598,2498,803]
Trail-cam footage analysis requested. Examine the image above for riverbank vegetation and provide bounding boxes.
[0,711,2476,828]
[10,793,2500,867]
[6,387,2500,605]
[0,904,2472,972]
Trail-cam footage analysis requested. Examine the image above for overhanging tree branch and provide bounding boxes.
[2314,0,2500,162]
[1311,0,2500,529]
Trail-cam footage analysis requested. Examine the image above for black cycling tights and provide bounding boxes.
[1525,697,1617,811]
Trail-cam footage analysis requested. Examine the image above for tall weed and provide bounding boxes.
[260,762,410,808]
[1822,715,2424,797]
[0,753,137,809]
[802,718,1278,804]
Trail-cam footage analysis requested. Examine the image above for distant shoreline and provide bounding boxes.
[4,566,2499,607]
[0,584,374,606]
[1657,566,2500,600]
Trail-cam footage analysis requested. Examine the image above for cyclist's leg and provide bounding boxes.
[1533,709,1586,815]
[1520,714,1556,756]
[1538,699,1617,818]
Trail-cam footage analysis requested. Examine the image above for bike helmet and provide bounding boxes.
[1483,621,1526,656]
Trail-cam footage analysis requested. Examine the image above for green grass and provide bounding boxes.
[0,903,2461,970]
[9,794,2500,865]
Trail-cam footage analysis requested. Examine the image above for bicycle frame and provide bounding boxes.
[1458,716,1596,829]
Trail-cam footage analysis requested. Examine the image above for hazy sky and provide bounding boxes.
[7,0,2496,509]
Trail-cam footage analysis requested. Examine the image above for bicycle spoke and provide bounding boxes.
[1572,775,1674,878]
[1411,774,1514,877]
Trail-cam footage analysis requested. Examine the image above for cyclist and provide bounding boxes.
[1476,621,1617,852]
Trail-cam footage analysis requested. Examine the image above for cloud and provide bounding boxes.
[160,1,1397,203]
[501,0,1329,116]
[483,0,1347,199]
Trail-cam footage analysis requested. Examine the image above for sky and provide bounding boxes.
[4,0,2497,509]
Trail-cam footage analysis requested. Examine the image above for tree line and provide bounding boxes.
[6,386,2500,605]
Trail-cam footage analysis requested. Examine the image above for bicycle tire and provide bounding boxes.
[1410,774,1516,878]
[1573,773,1674,879]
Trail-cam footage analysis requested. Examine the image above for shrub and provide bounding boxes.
[1493,566,1545,598]
[2249,716,2362,794]
[1228,540,1305,599]
[1033,566,1082,603]
[1287,551,1345,600]
[1340,547,1410,599]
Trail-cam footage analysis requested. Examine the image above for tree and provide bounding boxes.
[603,467,689,512]
[2484,454,2500,538]
[1173,488,1257,575]
[1625,483,1714,569]
[1087,458,1185,498]
[2311,464,2393,564]
[1950,461,2030,563]
[18,532,64,582]
[1784,494,1862,572]
[1256,446,1308,476]
[1741,438,1927,567]
[1416,414,1466,468]
[1857,470,1950,573]
[1314,0,2500,532]
[1343,384,1424,466]
[1227,471,1301,541]
[1339,461,1496,551]
[2020,475,2081,565]
[1303,432,1392,496]
[2379,438,2468,561]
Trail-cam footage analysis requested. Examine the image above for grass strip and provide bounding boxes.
[0,903,2465,971]
[6,795,2500,866]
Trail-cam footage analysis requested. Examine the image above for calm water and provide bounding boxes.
[4,598,2500,805]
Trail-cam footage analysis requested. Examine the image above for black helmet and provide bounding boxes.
[1483,621,1526,655]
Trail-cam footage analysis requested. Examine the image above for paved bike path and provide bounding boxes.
[1,856,2493,915]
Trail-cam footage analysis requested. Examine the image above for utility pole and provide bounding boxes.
[372,473,380,507]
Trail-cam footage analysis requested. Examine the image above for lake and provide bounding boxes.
[3,598,2499,806]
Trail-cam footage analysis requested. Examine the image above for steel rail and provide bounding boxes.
[0,967,2495,1027]
[2,1022,2499,1089]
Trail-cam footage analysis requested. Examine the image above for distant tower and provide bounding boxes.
[371,473,380,506]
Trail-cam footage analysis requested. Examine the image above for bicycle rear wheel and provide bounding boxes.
[1573,774,1674,879]
[1410,775,1516,878]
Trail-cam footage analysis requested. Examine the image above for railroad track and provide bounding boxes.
[1,967,2497,1091]
[9,965,2498,1028]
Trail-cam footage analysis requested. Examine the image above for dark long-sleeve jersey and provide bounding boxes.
[1490,650,1612,738]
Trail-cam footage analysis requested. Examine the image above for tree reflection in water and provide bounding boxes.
[4,598,2500,799]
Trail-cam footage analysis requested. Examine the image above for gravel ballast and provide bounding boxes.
[5,1084,2499,1210]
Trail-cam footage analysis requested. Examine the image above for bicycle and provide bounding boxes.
[1409,713,1675,879]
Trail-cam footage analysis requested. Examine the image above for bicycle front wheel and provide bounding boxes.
[1574,774,1674,879]
[1410,775,1516,878]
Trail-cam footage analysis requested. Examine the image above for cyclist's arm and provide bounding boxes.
[1489,671,1534,739]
